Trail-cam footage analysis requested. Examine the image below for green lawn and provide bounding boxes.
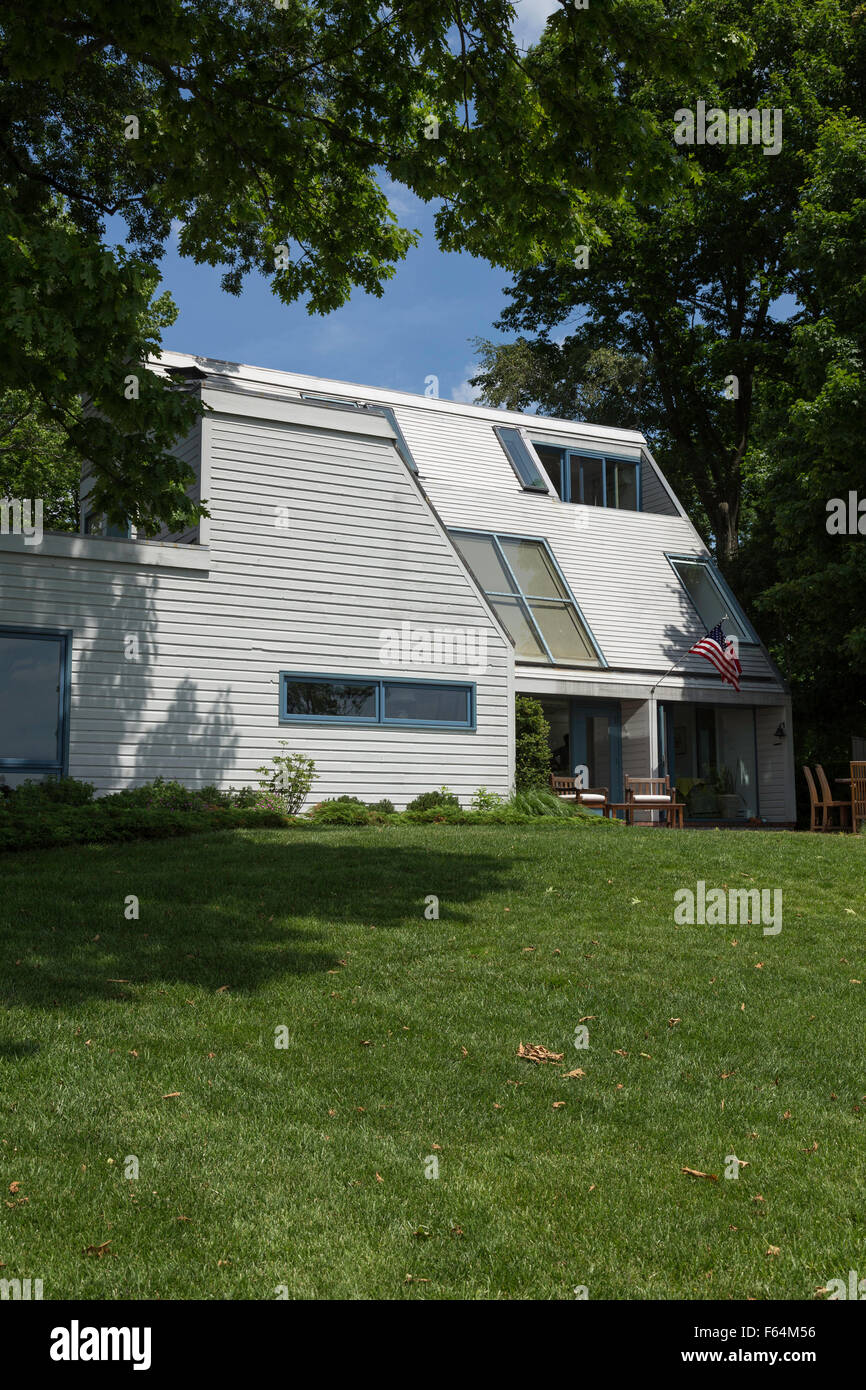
[1,823,864,1300]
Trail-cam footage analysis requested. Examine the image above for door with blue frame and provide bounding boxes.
[569,700,623,803]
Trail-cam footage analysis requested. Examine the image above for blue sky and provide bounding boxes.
[160,187,514,404]
[158,1,561,402]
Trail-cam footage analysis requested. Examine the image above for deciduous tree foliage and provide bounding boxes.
[0,0,731,529]
[741,115,866,764]
[471,0,864,564]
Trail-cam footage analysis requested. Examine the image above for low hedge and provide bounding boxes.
[0,805,293,853]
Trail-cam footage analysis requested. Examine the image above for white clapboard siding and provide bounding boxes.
[0,404,513,805]
[755,703,796,822]
[391,402,779,684]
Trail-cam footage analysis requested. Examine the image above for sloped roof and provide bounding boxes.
[157,351,785,692]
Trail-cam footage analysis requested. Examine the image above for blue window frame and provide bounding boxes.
[666,554,757,645]
[279,672,476,730]
[532,444,641,511]
[494,426,550,493]
[0,625,71,785]
[449,529,605,667]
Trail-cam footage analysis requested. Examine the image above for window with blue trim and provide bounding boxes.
[0,627,70,786]
[280,674,475,729]
[533,444,639,511]
[450,531,602,666]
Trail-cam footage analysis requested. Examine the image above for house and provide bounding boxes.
[0,351,795,822]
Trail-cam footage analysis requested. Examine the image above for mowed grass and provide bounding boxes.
[1,823,864,1301]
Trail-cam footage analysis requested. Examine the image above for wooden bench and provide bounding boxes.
[549,773,608,811]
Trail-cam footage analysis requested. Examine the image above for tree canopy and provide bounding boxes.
[1,0,735,529]
[471,0,864,563]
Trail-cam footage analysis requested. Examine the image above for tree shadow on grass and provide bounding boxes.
[0,833,520,1008]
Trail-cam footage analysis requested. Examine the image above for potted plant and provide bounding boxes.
[685,779,718,818]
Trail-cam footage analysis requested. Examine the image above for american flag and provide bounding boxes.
[689,623,742,692]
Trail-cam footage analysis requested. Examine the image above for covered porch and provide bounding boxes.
[533,683,794,826]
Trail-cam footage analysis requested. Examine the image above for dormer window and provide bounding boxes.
[533,445,639,510]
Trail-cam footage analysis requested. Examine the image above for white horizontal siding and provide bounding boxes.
[0,412,513,806]
[391,403,780,686]
[755,703,796,822]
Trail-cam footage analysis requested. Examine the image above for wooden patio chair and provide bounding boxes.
[549,773,608,810]
[816,764,852,831]
[624,775,683,827]
[802,767,825,832]
[850,761,866,833]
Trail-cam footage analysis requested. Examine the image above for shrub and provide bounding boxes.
[403,803,465,823]
[368,798,396,814]
[515,695,552,790]
[405,787,460,812]
[309,800,371,825]
[230,786,259,808]
[512,788,586,818]
[3,776,95,808]
[471,786,502,812]
[255,744,316,815]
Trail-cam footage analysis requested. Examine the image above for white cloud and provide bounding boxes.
[511,0,561,51]
[451,363,482,404]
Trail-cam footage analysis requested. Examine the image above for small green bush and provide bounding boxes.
[471,786,503,812]
[309,800,371,825]
[256,744,316,815]
[367,798,396,814]
[2,776,95,808]
[405,787,460,812]
[515,695,553,790]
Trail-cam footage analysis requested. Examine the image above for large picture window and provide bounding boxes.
[450,530,603,666]
[0,626,70,786]
[280,673,475,729]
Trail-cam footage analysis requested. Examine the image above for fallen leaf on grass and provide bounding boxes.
[404,1275,429,1284]
[614,1049,629,1057]
[162,1092,181,1099]
[9,1182,20,1194]
[375,1173,384,1183]
[552,1101,566,1109]
[560,1069,586,1078]
[766,1246,781,1257]
[84,1241,113,1257]
[668,1018,681,1028]
[578,1015,596,1023]
[216,985,229,993]
[681,1167,718,1182]
[518,1043,564,1064]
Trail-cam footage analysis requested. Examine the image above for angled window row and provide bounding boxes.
[450,530,603,667]
[279,673,475,728]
